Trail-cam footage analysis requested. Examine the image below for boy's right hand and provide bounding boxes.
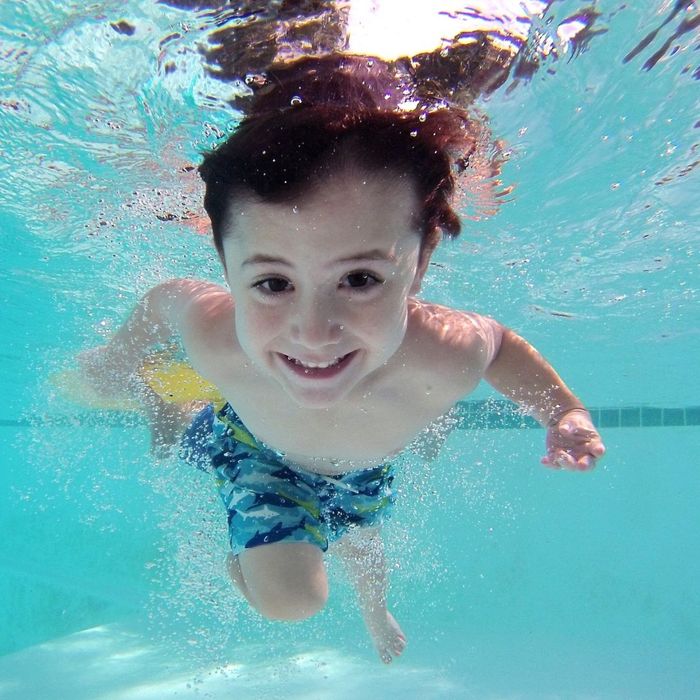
[77,346,200,457]
[77,346,132,400]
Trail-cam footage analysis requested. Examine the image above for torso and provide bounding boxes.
[178,283,499,475]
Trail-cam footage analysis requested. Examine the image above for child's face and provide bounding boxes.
[221,169,429,409]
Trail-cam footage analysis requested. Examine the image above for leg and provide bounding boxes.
[225,552,256,606]
[207,406,331,620]
[226,542,328,621]
[333,527,406,664]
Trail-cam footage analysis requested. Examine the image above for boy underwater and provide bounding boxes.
[79,56,605,664]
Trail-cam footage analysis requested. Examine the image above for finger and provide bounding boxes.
[556,434,598,450]
[575,454,596,471]
[589,441,606,458]
[543,451,575,469]
[571,443,605,468]
[541,455,562,469]
[556,452,577,470]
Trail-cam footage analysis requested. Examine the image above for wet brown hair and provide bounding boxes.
[199,55,490,258]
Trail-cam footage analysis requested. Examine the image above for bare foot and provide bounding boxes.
[332,528,406,663]
[365,609,407,664]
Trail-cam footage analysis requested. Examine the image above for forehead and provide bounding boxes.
[222,169,421,262]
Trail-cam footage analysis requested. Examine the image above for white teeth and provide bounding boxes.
[286,355,343,369]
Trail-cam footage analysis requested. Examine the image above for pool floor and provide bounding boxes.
[0,618,697,700]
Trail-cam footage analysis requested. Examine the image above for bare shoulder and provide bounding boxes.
[407,299,503,372]
[149,278,228,311]
[154,278,235,353]
[177,279,233,326]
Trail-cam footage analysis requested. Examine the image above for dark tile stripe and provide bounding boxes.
[1,402,699,429]
[455,402,699,429]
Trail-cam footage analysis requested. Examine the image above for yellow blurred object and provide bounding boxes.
[50,355,223,410]
[140,358,224,404]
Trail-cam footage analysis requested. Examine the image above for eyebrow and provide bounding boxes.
[241,249,396,268]
[241,254,292,267]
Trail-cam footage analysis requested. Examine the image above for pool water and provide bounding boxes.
[1,2,698,698]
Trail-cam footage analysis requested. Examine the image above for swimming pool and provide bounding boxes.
[1,1,698,698]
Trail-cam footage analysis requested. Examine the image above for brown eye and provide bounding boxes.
[255,277,291,293]
[343,272,382,289]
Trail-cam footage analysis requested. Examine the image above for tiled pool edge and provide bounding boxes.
[2,401,699,429]
[451,401,700,429]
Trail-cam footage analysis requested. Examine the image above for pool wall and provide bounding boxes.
[1,412,698,697]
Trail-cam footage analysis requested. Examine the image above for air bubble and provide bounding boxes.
[290,95,302,106]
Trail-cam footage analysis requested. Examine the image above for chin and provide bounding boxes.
[284,384,352,410]
[271,348,370,409]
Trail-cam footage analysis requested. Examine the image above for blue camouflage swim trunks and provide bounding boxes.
[180,403,395,555]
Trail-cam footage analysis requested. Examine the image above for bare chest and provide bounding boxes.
[211,363,465,473]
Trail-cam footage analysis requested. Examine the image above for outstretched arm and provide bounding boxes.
[77,279,223,453]
[78,279,210,399]
[484,327,605,471]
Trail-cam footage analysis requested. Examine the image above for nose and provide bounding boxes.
[289,292,343,348]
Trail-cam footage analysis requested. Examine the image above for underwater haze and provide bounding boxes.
[1,1,699,698]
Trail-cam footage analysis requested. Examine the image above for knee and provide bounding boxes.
[238,542,329,621]
[254,582,328,621]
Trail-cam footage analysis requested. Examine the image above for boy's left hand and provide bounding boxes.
[542,409,605,471]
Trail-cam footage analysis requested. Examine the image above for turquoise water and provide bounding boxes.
[1,2,699,698]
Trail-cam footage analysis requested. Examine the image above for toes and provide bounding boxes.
[377,635,406,664]
[389,634,406,657]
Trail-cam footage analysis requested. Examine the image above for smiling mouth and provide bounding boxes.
[279,351,356,378]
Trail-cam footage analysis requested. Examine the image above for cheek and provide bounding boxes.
[350,289,409,340]
[381,283,412,335]
[235,300,286,347]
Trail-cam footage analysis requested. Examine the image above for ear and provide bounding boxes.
[410,232,439,294]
